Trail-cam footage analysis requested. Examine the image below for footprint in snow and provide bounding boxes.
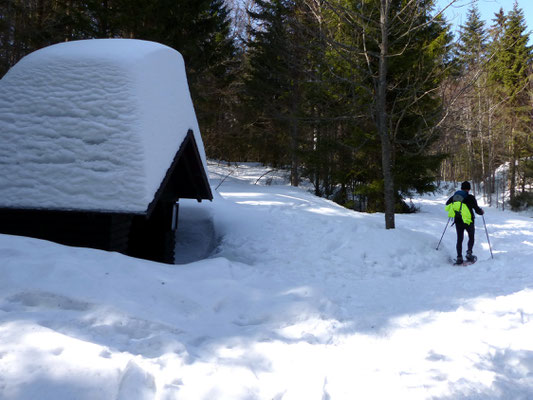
[232,314,270,327]
[51,347,64,356]
[4,291,90,312]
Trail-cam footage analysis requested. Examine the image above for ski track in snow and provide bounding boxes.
[0,162,532,399]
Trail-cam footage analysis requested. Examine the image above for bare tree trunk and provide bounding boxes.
[377,0,395,229]
[101,0,109,37]
[509,126,516,202]
[477,79,486,200]
[487,108,494,206]
[290,117,299,186]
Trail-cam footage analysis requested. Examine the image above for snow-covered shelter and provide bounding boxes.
[0,39,213,263]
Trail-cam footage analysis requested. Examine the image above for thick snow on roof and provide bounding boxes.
[0,39,207,213]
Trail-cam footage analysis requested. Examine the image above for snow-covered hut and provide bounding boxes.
[0,39,213,263]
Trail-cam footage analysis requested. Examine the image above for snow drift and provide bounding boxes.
[0,39,206,213]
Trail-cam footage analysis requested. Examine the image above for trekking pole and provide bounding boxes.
[482,214,494,259]
[436,218,451,251]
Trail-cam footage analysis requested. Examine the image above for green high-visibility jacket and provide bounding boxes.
[445,194,472,225]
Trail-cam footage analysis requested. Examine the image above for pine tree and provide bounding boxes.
[243,0,314,185]
[488,2,532,205]
[456,2,487,71]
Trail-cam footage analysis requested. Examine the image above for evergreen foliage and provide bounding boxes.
[455,3,487,71]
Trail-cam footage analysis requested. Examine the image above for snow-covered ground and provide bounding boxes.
[1,162,532,399]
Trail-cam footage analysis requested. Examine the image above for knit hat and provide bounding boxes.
[461,181,471,190]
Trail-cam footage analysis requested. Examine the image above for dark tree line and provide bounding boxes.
[1,0,531,228]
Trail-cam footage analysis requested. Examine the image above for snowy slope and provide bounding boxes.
[1,162,532,399]
[0,39,205,213]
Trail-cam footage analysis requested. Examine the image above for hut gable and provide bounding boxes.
[0,39,209,213]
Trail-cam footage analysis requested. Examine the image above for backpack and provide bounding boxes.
[445,190,472,225]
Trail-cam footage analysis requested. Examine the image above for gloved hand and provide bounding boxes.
[480,209,484,215]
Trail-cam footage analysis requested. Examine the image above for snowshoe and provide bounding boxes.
[453,255,477,267]
[453,256,464,266]
[464,255,477,265]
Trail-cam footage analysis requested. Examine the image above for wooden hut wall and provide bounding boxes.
[0,209,133,253]
[127,202,176,264]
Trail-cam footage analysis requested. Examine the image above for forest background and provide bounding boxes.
[1,0,531,229]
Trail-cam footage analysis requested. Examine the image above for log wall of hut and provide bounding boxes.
[127,201,176,264]
[0,209,133,253]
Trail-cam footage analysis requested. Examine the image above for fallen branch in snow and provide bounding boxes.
[254,169,278,185]
[214,164,243,191]
[215,170,235,191]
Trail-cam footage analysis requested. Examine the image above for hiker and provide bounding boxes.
[445,181,484,264]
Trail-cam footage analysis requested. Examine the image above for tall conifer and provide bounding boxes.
[244,0,313,185]
[488,2,532,204]
[456,2,487,71]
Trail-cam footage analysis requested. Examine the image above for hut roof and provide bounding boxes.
[0,39,209,214]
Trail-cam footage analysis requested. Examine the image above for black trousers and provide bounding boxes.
[455,220,475,257]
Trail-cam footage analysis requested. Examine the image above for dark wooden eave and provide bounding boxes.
[146,129,212,218]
